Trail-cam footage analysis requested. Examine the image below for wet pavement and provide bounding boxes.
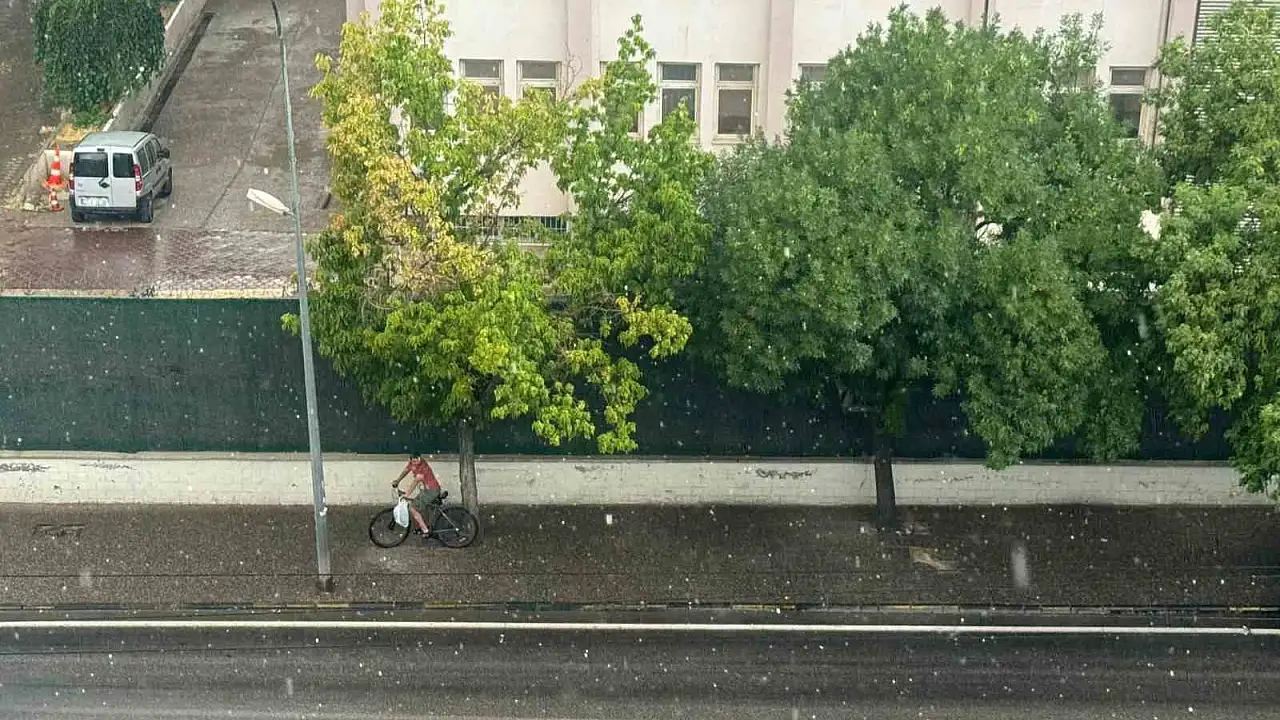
[143,0,338,231]
[0,0,340,296]
[0,222,298,295]
[4,621,1277,719]
[1,504,1277,608]
[0,0,58,198]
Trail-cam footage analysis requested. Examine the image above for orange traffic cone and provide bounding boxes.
[47,144,66,190]
[44,143,66,212]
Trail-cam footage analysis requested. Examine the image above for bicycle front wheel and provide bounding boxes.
[434,506,480,548]
[368,507,411,548]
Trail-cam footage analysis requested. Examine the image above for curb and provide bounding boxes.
[4,601,1277,619]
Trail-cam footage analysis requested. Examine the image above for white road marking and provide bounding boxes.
[1,619,1277,635]
[0,707,587,720]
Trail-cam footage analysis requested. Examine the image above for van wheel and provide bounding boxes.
[70,203,85,223]
[159,171,173,198]
[137,196,154,224]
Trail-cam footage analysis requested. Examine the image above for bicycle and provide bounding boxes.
[368,489,480,549]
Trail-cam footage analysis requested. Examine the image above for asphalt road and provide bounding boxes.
[2,617,1278,720]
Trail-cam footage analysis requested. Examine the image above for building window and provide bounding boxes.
[798,64,827,84]
[1108,66,1148,138]
[600,62,642,135]
[519,61,560,100]
[659,63,699,123]
[459,59,502,97]
[716,64,757,138]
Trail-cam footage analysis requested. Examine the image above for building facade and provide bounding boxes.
[344,0,1227,217]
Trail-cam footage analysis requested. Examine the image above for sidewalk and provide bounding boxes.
[0,452,1264,506]
[2,504,1276,608]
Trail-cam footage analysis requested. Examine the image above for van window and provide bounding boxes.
[112,153,134,178]
[74,152,109,178]
[142,144,157,171]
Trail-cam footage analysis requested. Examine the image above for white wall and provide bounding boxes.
[346,0,1196,216]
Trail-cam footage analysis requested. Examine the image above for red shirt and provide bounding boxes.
[406,457,441,491]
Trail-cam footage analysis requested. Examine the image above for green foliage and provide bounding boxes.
[298,0,697,466]
[694,7,1163,469]
[33,0,167,118]
[547,15,712,380]
[1145,0,1280,495]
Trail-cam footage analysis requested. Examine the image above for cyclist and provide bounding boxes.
[392,453,442,540]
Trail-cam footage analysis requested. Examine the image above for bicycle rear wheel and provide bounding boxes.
[433,506,480,548]
[368,507,411,548]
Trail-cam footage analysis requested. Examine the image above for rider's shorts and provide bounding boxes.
[411,487,441,513]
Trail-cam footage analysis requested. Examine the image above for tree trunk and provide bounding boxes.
[457,419,479,515]
[872,418,898,531]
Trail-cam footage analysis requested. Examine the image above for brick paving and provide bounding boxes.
[0,223,299,295]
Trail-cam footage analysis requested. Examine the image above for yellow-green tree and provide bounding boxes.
[298,1,703,512]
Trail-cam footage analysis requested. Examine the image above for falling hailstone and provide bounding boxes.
[1010,540,1031,589]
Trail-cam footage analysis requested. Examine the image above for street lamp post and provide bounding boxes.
[252,0,333,593]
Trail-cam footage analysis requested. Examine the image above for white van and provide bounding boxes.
[69,131,173,224]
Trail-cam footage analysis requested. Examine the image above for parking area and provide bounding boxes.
[56,0,339,233]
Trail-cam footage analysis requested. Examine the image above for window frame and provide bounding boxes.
[459,59,504,98]
[518,60,561,100]
[714,63,759,141]
[798,64,828,85]
[1107,66,1149,139]
[658,62,700,129]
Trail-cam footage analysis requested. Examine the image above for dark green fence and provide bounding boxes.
[0,297,1230,459]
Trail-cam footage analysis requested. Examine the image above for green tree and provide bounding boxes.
[33,0,166,124]
[547,15,713,385]
[301,1,698,512]
[693,8,1163,528]
[1144,0,1280,496]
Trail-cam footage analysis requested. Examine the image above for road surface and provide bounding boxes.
[3,504,1279,608]
[2,613,1278,719]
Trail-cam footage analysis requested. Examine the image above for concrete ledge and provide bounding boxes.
[0,452,1263,506]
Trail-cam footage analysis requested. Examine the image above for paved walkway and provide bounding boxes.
[0,0,58,197]
[0,452,1263,506]
[0,225,297,295]
[143,0,338,231]
[1,504,1276,607]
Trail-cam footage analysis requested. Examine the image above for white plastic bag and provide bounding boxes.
[393,498,410,528]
